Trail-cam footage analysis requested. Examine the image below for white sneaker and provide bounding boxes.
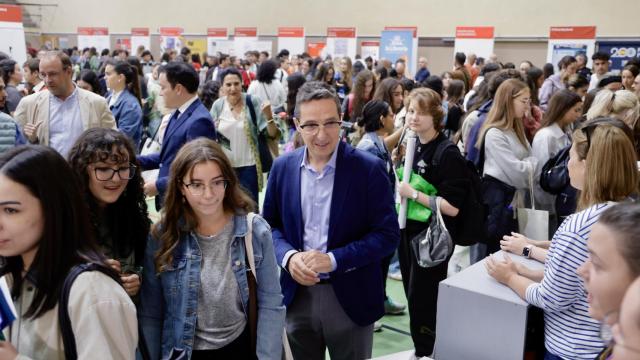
[374,321,383,332]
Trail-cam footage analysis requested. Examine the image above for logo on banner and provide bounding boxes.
[384,35,409,53]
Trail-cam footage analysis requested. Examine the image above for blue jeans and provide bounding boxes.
[235,165,259,205]
[544,351,564,360]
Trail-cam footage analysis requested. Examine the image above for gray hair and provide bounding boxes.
[294,81,341,119]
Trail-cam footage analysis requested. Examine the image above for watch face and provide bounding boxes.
[522,247,530,257]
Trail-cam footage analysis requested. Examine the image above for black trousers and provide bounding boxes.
[398,228,450,357]
[191,325,256,360]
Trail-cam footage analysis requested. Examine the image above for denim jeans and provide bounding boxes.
[235,165,259,205]
[544,350,564,360]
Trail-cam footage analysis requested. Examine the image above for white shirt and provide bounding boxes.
[216,100,255,167]
[49,86,84,157]
[588,72,610,91]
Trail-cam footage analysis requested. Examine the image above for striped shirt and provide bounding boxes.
[525,203,611,359]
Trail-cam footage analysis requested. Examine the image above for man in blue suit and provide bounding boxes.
[139,62,216,208]
[263,81,399,360]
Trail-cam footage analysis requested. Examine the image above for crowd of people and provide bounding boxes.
[0,42,639,360]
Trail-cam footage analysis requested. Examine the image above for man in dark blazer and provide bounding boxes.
[138,62,216,208]
[263,81,399,360]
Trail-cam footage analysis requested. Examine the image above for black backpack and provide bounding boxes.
[59,263,150,360]
[432,139,486,246]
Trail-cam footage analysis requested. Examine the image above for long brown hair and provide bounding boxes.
[477,79,530,149]
[539,89,582,129]
[373,78,403,114]
[153,138,255,271]
[350,70,376,120]
[572,118,639,210]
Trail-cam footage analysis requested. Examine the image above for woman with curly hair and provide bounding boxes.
[68,127,150,297]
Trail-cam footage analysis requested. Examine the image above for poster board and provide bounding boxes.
[547,26,596,71]
[207,28,228,55]
[77,27,110,53]
[159,27,184,53]
[361,41,380,61]
[308,42,326,58]
[0,5,27,65]
[234,27,258,57]
[380,30,415,77]
[597,41,640,73]
[131,27,150,53]
[325,27,356,59]
[454,26,495,60]
[277,27,305,56]
[384,26,418,75]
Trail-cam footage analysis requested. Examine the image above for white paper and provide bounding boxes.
[398,135,417,229]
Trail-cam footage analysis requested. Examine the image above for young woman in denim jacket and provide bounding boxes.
[139,138,285,360]
[356,100,406,317]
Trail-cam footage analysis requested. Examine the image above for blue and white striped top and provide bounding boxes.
[525,203,610,360]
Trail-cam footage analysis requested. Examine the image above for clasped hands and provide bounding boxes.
[287,250,333,286]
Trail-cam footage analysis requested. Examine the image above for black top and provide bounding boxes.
[406,132,469,238]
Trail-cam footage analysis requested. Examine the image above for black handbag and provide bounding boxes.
[245,94,273,172]
[540,145,571,194]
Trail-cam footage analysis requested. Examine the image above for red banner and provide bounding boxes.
[278,27,304,38]
[308,42,326,57]
[0,4,22,22]
[455,26,494,39]
[327,27,356,38]
[131,28,149,36]
[207,28,227,37]
[384,26,417,38]
[361,41,380,47]
[549,26,596,39]
[78,27,109,36]
[159,27,183,37]
[235,27,257,37]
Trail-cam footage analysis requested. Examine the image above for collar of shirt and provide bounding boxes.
[51,84,78,104]
[178,95,199,114]
[109,89,123,107]
[548,123,569,139]
[33,82,46,92]
[300,141,340,175]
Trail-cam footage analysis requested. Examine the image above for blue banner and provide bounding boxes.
[380,30,414,70]
[597,41,640,72]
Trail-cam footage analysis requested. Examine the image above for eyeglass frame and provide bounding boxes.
[38,65,71,81]
[296,120,343,135]
[182,179,229,196]
[92,163,137,181]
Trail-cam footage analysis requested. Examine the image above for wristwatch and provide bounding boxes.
[522,245,533,258]
[412,190,419,201]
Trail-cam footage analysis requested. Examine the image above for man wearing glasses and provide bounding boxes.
[14,51,115,157]
[263,81,399,360]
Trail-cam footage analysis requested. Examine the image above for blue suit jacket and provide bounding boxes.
[138,98,216,203]
[263,141,400,326]
[107,89,143,148]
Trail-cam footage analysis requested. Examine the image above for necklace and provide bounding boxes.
[228,96,243,111]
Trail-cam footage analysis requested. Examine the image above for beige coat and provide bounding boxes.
[3,271,138,360]
[13,88,116,146]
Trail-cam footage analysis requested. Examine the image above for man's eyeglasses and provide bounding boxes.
[580,117,633,151]
[93,164,137,181]
[182,179,229,196]
[298,121,342,135]
[38,71,62,80]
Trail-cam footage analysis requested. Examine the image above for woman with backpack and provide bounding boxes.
[473,79,538,262]
[395,88,469,357]
[487,117,639,360]
[0,145,137,359]
[532,90,582,233]
[67,128,150,298]
[139,138,285,360]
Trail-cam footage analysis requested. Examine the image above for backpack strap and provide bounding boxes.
[58,263,121,360]
[244,212,258,356]
[245,94,258,130]
[431,139,457,167]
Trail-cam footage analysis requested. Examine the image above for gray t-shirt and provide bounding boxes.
[193,220,247,350]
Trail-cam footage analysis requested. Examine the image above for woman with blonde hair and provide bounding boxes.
[586,89,640,128]
[487,117,639,360]
[334,57,353,101]
[140,138,285,360]
[473,78,537,261]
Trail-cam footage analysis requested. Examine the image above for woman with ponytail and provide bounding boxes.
[105,60,143,149]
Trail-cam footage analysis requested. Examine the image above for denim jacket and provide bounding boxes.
[139,213,285,360]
